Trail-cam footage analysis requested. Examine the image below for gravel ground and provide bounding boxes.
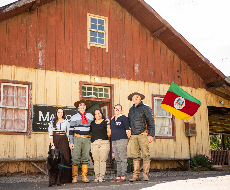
[0,170,230,190]
[0,170,229,183]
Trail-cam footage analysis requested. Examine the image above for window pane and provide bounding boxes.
[104,88,108,93]
[3,85,14,96]
[3,96,14,106]
[98,33,104,38]
[16,86,26,97]
[14,120,25,130]
[155,98,171,117]
[98,88,103,92]
[90,17,97,30]
[14,109,25,120]
[98,19,105,31]
[90,31,97,43]
[87,86,92,91]
[93,92,98,98]
[98,38,104,45]
[82,91,86,97]
[98,33,104,44]
[104,93,109,99]
[93,87,98,92]
[82,86,86,91]
[3,108,13,119]
[98,19,104,26]
[1,119,5,129]
[87,91,92,96]
[99,93,103,98]
[155,118,172,136]
[15,97,27,107]
[5,119,13,129]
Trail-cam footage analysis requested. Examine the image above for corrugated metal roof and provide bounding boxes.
[0,0,230,100]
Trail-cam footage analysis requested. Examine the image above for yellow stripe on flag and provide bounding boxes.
[160,104,192,120]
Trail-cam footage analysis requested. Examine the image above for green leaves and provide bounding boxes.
[190,154,213,168]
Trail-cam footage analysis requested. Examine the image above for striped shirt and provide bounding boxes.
[69,112,94,144]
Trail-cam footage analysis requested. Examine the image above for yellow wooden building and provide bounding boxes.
[0,0,230,175]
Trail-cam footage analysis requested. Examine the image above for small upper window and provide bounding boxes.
[82,85,110,99]
[87,13,108,52]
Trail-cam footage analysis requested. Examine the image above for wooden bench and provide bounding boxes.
[211,150,229,165]
[128,157,190,171]
[0,157,48,175]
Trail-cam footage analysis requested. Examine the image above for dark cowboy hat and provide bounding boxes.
[74,100,90,108]
[128,92,145,101]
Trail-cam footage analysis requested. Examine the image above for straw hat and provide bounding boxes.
[74,100,90,108]
[127,92,145,101]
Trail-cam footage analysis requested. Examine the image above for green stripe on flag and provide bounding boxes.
[168,82,202,105]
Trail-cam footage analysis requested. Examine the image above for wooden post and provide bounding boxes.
[221,134,226,150]
[228,150,230,165]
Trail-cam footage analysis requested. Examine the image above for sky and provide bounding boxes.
[0,0,229,76]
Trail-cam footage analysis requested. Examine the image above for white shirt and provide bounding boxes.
[48,119,70,138]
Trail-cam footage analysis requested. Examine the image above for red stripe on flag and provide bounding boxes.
[162,91,201,116]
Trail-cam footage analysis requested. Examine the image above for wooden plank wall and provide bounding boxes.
[0,0,205,89]
[206,91,230,108]
[0,65,212,172]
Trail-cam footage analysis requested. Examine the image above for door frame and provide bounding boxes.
[79,81,114,119]
[79,81,114,162]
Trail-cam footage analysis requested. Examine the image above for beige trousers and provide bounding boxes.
[129,133,150,161]
[91,139,110,179]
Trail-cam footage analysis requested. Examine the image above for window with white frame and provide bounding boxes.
[0,83,28,132]
[154,97,172,136]
[87,13,108,52]
[82,85,110,99]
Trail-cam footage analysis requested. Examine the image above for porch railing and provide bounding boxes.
[211,150,230,165]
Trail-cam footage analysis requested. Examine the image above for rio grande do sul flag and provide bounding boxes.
[160,82,202,120]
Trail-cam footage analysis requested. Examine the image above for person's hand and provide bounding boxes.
[106,118,110,125]
[126,130,131,138]
[148,136,153,143]
[69,143,74,149]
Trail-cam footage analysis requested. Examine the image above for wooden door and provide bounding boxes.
[100,102,112,162]
[100,102,110,119]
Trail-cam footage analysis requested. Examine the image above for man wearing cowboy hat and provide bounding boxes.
[69,100,94,183]
[127,92,155,182]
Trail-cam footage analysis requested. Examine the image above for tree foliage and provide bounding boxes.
[210,135,230,150]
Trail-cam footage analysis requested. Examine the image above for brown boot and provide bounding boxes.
[72,166,78,183]
[82,165,90,183]
[129,161,141,182]
[143,161,150,181]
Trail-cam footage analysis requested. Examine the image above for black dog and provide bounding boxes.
[47,149,64,187]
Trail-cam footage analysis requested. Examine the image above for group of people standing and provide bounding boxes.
[48,92,155,184]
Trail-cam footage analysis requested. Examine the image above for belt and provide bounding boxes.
[74,133,91,138]
[141,130,148,134]
[53,131,66,135]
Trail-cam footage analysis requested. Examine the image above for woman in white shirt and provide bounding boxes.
[48,108,71,183]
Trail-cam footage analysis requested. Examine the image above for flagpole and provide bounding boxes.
[154,106,161,119]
